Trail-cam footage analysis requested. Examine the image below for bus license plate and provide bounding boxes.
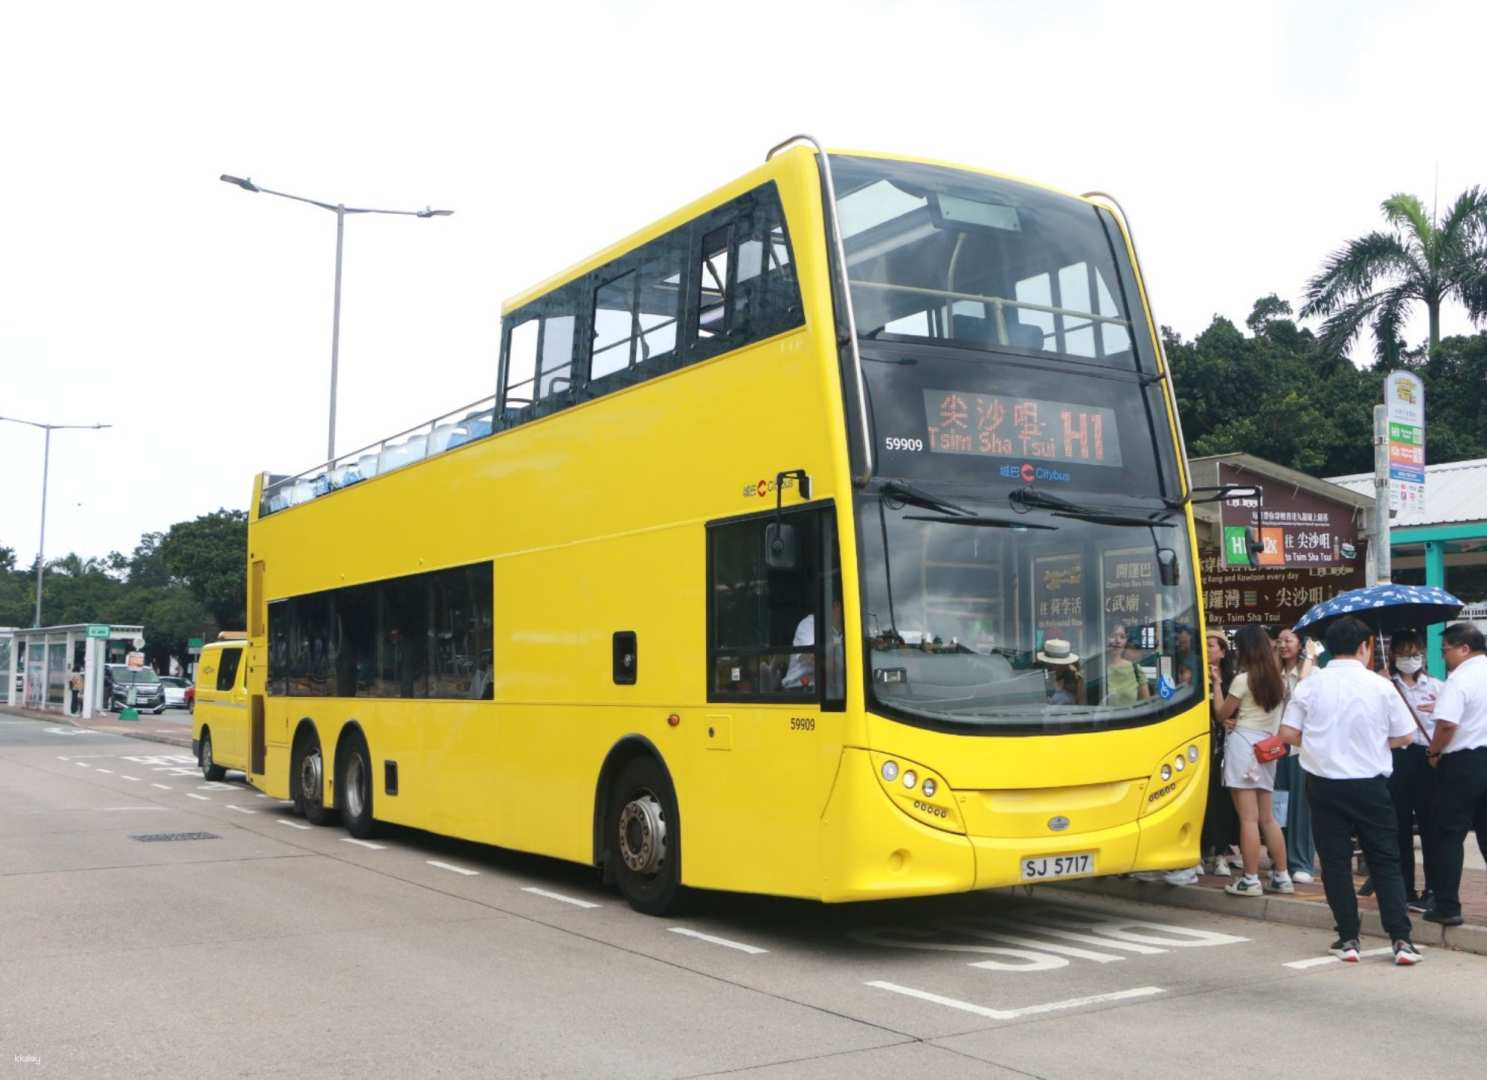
[1021,852,1095,881]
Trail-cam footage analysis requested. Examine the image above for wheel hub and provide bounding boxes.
[617,794,667,875]
[346,754,365,819]
[300,748,323,803]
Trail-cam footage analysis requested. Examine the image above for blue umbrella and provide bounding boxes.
[1293,583,1463,637]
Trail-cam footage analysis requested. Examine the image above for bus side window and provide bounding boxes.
[505,319,539,409]
[695,224,733,344]
[216,648,242,693]
[708,509,834,703]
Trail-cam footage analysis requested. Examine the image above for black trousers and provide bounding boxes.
[1425,747,1487,919]
[1307,773,1413,942]
[1387,745,1437,897]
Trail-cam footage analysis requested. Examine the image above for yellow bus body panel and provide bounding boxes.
[242,145,1208,902]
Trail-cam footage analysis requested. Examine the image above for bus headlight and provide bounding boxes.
[881,760,899,782]
[922,778,937,797]
[1161,764,1172,781]
[901,770,918,789]
[1174,756,1186,772]
[1188,745,1200,762]
[869,752,962,834]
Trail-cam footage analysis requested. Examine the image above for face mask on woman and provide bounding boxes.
[1396,655,1424,675]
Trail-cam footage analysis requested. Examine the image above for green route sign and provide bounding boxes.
[86,624,109,640]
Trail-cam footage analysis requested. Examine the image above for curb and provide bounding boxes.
[1055,877,1487,957]
[0,705,193,751]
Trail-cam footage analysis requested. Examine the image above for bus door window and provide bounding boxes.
[707,506,840,704]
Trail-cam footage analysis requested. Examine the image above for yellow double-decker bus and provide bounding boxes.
[215,137,1213,914]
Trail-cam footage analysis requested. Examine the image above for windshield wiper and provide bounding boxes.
[904,514,1056,530]
[881,480,972,518]
[1009,488,1176,528]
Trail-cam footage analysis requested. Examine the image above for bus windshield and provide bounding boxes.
[832,155,1140,368]
[857,488,1202,732]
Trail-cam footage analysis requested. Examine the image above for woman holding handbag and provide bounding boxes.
[1214,625,1293,897]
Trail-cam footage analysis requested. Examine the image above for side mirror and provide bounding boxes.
[764,522,800,569]
[1156,548,1180,587]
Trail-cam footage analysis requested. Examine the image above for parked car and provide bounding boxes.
[158,675,191,710]
[103,664,166,714]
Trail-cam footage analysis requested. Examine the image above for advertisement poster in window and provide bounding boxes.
[1101,547,1161,690]
[1033,553,1085,662]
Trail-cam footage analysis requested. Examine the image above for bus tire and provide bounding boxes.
[337,730,377,839]
[606,756,686,916]
[200,729,227,782]
[292,728,335,827]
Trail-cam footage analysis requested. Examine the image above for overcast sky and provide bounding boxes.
[3,0,1484,570]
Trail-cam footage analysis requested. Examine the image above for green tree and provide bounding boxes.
[159,510,248,629]
[1300,188,1487,365]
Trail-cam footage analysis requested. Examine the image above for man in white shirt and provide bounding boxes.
[1279,616,1421,964]
[1388,629,1443,908]
[1422,622,1487,927]
[781,597,844,699]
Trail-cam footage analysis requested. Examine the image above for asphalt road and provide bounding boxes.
[2,714,1484,1079]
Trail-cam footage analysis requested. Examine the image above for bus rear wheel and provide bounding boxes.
[293,732,335,827]
[200,730,227,782]
[338,733,377,839]
[606,757,686,916]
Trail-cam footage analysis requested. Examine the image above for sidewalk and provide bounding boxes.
[1063,859,1487,958]
[0,703,193,749]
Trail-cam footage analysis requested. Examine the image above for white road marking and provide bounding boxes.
[255,793,268,799]
[277,820,313,831]
[151,783,172,790]
[428,860,479,877]
[97,807,169,812]
[513,886,599,908]
[74,762,90,768]
[1284,947,1393,969]
[944,922,1125,964]
[119,775,141,782]
[187,793,210,801]
[342,838,386,851]
[56,755,68,760]
[94,768,114,774]
[226,805,256,815]
[867,981,1164,1021]
[667,927,765,953]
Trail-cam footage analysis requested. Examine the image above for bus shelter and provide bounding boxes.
[4,623,145,720]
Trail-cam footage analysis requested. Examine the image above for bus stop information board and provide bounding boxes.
[1386,371,1426,514]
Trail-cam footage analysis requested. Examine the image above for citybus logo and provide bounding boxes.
[1000,464,1072,484]
[743,476,799,498]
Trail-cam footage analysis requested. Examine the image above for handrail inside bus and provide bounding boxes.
[767,134,875,485]
[846,279,1131,328]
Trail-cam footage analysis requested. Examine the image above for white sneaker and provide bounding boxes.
[1225,876,1264,897]
[1292,870,1314,884]
[1213,856,1233,877]
[1267,873,1295,895]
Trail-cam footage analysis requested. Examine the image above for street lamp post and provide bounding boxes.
[218,174,453,463]
[0,416,111,626]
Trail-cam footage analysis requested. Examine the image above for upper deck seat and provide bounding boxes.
[429,423,459,453]
[357,452,380,479]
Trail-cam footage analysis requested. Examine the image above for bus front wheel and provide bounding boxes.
[292,731,335,827]
[606,757,686,916]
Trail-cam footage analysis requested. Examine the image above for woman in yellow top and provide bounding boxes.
[1103,623,1151,706]
[1214,625,1292,898]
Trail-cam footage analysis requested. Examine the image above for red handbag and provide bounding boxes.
[1252,734,1288,764]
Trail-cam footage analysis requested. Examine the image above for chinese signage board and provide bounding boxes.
[1385,371,1425,514]
[1218,463,1361,568]
[86,624,109,640]
[1199,550,1365,629]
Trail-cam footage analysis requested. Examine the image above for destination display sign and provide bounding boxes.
[922,389,1123,467]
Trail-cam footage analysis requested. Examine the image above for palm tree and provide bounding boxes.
[1300,188,1487,364]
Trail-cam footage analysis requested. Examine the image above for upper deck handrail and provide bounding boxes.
[258,391,500,518]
